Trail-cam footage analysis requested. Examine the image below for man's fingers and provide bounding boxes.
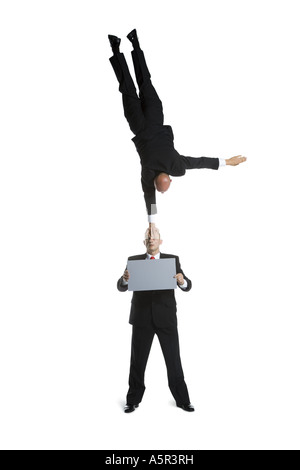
[230,155,247,165]
[235,155,247,161]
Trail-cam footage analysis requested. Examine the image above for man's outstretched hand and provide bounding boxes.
[225,155,247,166]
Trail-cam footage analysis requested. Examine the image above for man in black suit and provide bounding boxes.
[117,226,194,413]
[108,29,247,221]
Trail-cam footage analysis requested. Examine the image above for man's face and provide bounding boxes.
[144,227,162,253]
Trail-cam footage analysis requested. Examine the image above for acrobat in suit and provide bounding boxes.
[108,29,226,219]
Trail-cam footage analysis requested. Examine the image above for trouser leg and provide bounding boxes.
[131,48,151,89]
[131,49,164,126]
[109,52,137,95]
[126,325,155,405]
[109,53,145,135]
[156,326,190,406]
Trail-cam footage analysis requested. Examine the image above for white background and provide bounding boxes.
[0,0,299,450]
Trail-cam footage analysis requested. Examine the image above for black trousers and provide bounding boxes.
[109,49,164,135]
[126,323,190,406]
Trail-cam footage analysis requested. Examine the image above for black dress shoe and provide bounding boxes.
[108,34,121,54]
[177,403,195,412]
[127,29,140,49]
[124,404,139,413]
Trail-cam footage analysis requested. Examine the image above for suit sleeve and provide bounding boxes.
[117,265,128,292]
[181,156,220,170]
[176,256,192,292]
[141,168,157,216]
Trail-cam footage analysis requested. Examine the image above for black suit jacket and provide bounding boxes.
[117,253,192,328]
[132,124,219,215]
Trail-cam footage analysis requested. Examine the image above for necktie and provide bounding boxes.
[150,256,155,260]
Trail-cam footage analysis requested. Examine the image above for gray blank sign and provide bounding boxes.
[127,258,177,291]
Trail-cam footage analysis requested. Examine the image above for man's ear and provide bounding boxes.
[143,240,146,246]
[159,239,163,246]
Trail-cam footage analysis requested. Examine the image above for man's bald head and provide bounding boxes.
[154,173,172,193]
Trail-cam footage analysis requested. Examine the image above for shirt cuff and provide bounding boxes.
[122,278,128,286]
[219,158,226,167]
[180,279,188,290]
[148,214,157,223]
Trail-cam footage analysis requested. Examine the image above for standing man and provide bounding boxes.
[108,29,247,222]
[117,226,194,413]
